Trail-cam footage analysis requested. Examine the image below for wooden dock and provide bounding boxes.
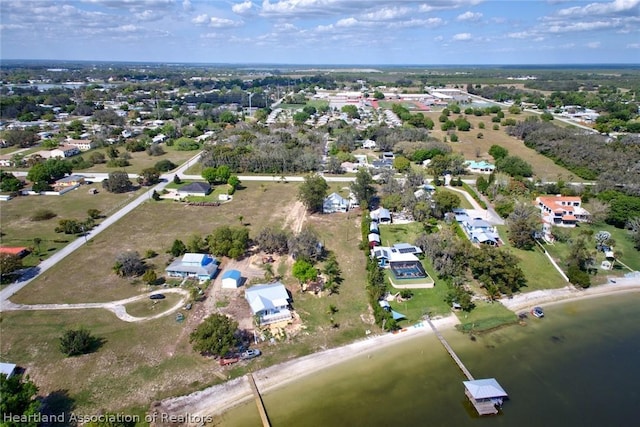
[424,317,474,381]
[247,373,271,427]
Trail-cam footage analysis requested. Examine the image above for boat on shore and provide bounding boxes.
[531,307,544,318]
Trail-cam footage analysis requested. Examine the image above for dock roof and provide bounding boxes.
[463,378,508,399]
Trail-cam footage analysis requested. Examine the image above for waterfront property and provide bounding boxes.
[535,195,590,227]
[245,282,292,326]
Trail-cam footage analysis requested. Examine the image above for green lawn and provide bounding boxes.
[125,293,184,318]
[74,145,198,174]
[497,225,567,291]
[454,301,518,333]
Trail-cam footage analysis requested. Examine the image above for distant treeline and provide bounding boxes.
[506,118,640,196]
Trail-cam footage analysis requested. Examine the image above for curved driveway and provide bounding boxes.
[1,288,189,322]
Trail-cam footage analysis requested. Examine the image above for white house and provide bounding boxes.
[362,139,376,149]
[50,145,80,158]
[535,195,590,227]
[165,253,218,281]
[152,133,167,144]
[245,282,292,325]
[465,160,496,174]
[461,218,501,246]
[65,138,95,151]
[323,192,350,213]
[221,269,242,289]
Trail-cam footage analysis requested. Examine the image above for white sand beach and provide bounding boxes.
[155,278,640,425]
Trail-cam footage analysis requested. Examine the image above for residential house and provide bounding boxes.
[65,138,95,151]
[152,133,167,144]
[371,243,422,267]
[465,160,496,174]
[0,246,30,258]
[368,233,381,247]
[54,174,85,188]
[177,182,212,197]
[0,155,14,167]
[245,282,292,325]
[323,192,350,213]
[535,195,590,227]
[371,207,392,224]
[50,145,80,158]
[165,253,218,281]
[461,218,501,246]
[362,139,376,149]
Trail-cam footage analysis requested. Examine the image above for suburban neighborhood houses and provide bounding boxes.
[0,61,639,424]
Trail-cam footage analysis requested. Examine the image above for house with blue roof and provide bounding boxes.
[465,160,495,174]
[165,253,218,282]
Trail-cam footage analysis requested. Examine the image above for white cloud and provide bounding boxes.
[136,9,159,21]
[208,17,243,28]
[192,14,209,24]
[434,35,444,41]
[419,0,483,13]
[586,41,601,48]
[452,32,472,41]
[556,0,640,17]
[361,7,410,21]
[182,0,192,10]
[232,1,254,15]
[627,42,640,48]
[336,17,358,27]
[456,11,482,21]
[547,20,616,32]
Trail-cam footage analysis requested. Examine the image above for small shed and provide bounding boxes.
[221,269,242,289]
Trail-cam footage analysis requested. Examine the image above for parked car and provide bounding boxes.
[240,349,261,360]
[149,294,165,300]
[184,303,192,310]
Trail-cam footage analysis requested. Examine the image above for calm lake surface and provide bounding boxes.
[216,293,640,427]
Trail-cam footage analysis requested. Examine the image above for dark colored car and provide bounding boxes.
[149,293,165,300]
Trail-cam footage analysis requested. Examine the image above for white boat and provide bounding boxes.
[531,307,544,318]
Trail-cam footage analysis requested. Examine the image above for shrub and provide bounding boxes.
[59,328,99,356]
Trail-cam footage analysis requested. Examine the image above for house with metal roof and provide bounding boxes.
[463,378,508,415]
[221,269,242,289]
[165,253,218,281]
[323,192,350,213]
[245,282,292,325]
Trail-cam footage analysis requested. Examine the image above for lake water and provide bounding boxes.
[215,293,640,427]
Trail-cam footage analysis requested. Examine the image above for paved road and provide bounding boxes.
[445,185,504,225]
[0,152,201,310]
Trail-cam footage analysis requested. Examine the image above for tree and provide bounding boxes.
[341,104,360,119]
[288,227,322,262]
[0,374,40,426]
[155,159,176,172]
[208,226,249,259]
[350,168,375,209]
[59,327,99,356]
[507,201,540,249]
[113,251,146,277]
[0,253,23,280]
[298,173,329,213]
[138,168,160,186]
[0,171,23,192]
[488,145,509,161]
[142,269,158,286]
[102,171,131,193]
[190,313,239,357]
[373,90,385,100]
[393,156,411,172]
[169,239,187,257]
[496,155,533,177]
[227,175,240,194]
[292,259,318,284]
[87,208,101,220]
[469,247,527,295]
[255,226,289,254]
[432,191,461,218]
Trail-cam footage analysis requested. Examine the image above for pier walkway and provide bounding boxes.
[247,373,271,427]
[425,317,474,381]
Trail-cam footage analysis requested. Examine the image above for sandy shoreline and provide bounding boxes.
[156,278,640,425]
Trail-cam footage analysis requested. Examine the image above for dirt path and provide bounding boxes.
[0,288,189,322]
[282,200,307,233]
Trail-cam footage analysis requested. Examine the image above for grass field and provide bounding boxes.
[425,111,583,182]
[0,183,144,267]
[76,145,198,174]
[125,293,184,318]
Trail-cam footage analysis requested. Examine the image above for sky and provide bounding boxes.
[0,0,639,65]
